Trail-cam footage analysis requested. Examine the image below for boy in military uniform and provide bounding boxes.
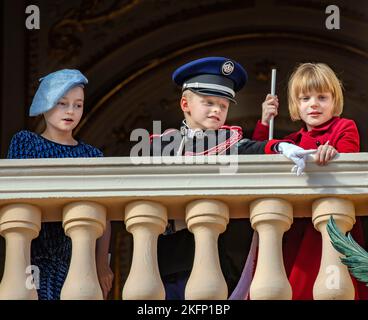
[150,56,312,299]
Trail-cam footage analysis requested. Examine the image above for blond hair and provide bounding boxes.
[288,63,344,121]
[182,89,196,101]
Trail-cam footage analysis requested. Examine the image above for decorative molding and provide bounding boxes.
[74,31,368,135]
[48,0,140,64]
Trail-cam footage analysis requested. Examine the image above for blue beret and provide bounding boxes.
[29,69,88,117]
[172,57,248,103]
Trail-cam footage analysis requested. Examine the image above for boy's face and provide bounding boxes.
[297,90,334,131]
[43,86,84,133]
[180,91,230,130]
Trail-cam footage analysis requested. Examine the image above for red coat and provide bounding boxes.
[252,116,368,300]
[252,117,360,152]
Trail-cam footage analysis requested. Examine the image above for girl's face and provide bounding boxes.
[181,92,230,130]
[297,90,335,131]
[43,86,84,134]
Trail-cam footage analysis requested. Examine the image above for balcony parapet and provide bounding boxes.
[0,153,368,300]
[0,153,367,219]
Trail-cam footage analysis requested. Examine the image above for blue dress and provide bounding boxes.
[7,130,103,300]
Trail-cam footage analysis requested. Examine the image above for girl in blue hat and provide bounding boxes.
[7,69,114,300]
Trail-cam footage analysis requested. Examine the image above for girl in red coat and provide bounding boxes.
[252,62,368,299]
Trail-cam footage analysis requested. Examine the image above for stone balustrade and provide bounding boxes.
[0,153,367,300]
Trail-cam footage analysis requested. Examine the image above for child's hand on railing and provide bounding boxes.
[313,141,339,165]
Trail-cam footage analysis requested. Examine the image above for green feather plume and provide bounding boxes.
[326,216,368,286]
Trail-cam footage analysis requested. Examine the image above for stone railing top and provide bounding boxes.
[0,153,367,221]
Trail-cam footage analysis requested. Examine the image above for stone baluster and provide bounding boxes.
[0,204,41,300]
[60,201,106,300]
[249,198,293,300]
[312,197,355,300]
[185,199,229,300]
[123,201,167,300]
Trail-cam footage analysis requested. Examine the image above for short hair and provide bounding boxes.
[182,89,195,101]
[288,63,344,121]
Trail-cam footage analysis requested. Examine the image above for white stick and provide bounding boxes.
[269,69,277,140]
